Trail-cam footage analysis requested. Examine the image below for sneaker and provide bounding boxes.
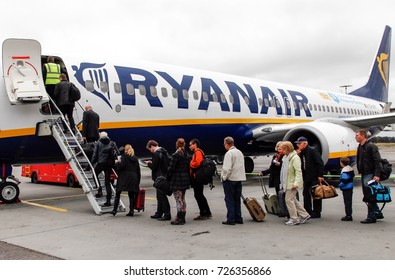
[285,219,300,226]
[341,216,353,221]
[300,215,311,224]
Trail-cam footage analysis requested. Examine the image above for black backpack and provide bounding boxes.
[69,83,81,102]
[380,158,392,181]
[195,157,216,185]
[100,142,117,167]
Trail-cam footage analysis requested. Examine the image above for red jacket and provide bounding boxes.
[190,148,204,178]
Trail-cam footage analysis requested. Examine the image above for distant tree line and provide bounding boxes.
[370,136,395,143]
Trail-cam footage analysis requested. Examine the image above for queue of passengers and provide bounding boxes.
[90,129,385,226]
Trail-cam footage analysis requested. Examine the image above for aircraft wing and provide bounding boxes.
[342,112,395,128]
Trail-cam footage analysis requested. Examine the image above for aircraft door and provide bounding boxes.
[2,39,48,104]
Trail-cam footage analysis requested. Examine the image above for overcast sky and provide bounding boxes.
[2,0,395,104]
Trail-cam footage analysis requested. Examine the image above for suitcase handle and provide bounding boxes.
[258,175,269,195]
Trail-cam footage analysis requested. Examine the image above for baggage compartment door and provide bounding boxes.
[2,38,48,104]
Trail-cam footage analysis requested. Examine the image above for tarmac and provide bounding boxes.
[0,148,394,260]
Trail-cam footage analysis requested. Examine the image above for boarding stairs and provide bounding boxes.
[37,110,125,215]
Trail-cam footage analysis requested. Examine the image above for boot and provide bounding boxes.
[171,212,185,225]
[111,196,120,216]
[103,197,111,207]
[126,196,134,216]
[95,188,103,198]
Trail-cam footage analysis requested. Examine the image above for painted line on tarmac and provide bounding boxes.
[21,200,68,212]
[20,194,85,212]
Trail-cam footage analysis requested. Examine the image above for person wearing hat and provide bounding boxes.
[294,136,325,218]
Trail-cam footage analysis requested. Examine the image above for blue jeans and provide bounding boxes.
[222,180,242,223]
[362,174,380,220]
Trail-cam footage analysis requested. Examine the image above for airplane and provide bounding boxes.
[0,25,394,205]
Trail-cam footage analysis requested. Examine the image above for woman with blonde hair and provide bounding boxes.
[280,141,310,225]
[111,144,141,216]
[167,138,191,225]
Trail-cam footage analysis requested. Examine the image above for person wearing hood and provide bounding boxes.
[338,157,355,221]
[91,131,119,206]
[111,144,141,216]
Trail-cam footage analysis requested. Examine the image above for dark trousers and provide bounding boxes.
[342,188,353,216]
[223,180,242,223]
[59,104,75,132]
[192,180,212,217]
[362,174,380,219]
[114,191,135,212]
[303,180,322,214]
[155,188,170,217]
[94,163,112,200]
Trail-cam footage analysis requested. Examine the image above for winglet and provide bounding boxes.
[350,25,391,102]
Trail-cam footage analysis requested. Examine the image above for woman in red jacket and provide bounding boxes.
[189,139,212,220]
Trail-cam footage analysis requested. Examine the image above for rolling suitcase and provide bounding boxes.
[259,175,280,215]
[278,188,299,217]
[134,187,145,212]
[241,194,265,222]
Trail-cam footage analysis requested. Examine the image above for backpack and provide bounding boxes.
[100,142,117,167]
[380,158,392,181]
[195,157,216,184]
[69,83,81,102]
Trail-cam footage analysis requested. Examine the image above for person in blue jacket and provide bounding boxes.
[338,157,355,221]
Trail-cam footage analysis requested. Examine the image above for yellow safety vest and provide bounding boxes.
[44,63,61,85]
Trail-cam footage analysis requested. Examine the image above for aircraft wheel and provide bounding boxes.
[31,172,38,183]
[244,157,254,173]
[67,174,77,188]
[0,182,20,204]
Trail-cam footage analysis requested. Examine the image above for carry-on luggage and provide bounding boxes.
[241,194,265,222]
[278,188,300,217]
[259,175,280,215]
[134,187,145,212]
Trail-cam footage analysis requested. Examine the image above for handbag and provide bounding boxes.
[363,182,391,203]
[310,180,338,199]
[153,175,172,196]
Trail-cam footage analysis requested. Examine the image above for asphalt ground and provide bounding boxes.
[0,147,394,260]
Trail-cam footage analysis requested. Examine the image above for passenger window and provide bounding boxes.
[126,84,135,95]
[288,100,292,110]
[202,91,209,102]
[182,89,189,99]
[322,105,326,112]
[313,104,317,111]
[270,99,275,107]
[161,87,168,97]
[229,94,234,104]
[85,80,94,92]
[138,85,146,96]
[193,91,199,100]
[258,98,263,106]
[220,94,227,103]
[172,88,178,98]
[264,98,269,107]
[100,81,108,93]
[150,86,158,97]
[244,96,250,106]
[213,93,218,102]
[308,104,313,110]
[113,83,121,94]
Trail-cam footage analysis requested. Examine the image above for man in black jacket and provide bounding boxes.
[295,136,325,218]
[53,74,76,133]
[356,129,383,224]
[82,105,100,143]
[146,140,171,221]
